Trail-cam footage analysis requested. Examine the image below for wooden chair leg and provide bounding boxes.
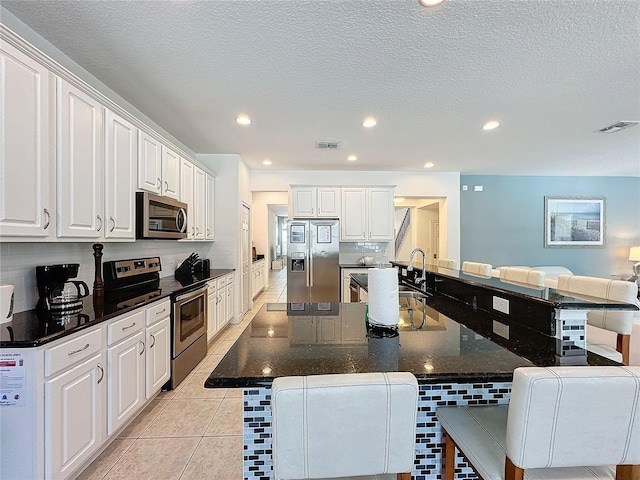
[443,430,455,480]
[617,334,631,366]
[616,464,640,480]
[505,457,525,480]
[397,472,412,480]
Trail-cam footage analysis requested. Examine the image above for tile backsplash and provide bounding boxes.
[338,241,394,266]
[0,240,232,313]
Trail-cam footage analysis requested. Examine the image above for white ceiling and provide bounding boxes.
[3,0,639,176]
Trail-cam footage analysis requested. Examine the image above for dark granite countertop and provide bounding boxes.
[1,269,234,348]
[205,298,617,389]
[390,261,638,311]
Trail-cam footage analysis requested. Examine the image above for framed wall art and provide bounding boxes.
[544,196,605,248]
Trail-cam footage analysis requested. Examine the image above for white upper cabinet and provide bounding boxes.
[180,158,195,238]
[57,79,104,238]
[161,146,180,199]
[292,186,341,218]
[205,173,215,241]
[137,131,162,194]
[0,42,54,239]
[340,187,394,241]
[367,187,395,241]
[193,167,206,240]
[104,110,136,239]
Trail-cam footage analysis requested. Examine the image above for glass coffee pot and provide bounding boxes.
[36,264,89,314]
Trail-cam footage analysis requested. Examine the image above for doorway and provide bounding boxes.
[394,198,443,263]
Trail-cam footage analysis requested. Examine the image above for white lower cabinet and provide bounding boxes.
[45,351,106,479]
[107,330,145,435]
[4,298,173,480]
[226,274,235,323]
[145,316,171,398]
[216,276,227,331]
[207,281,219,342]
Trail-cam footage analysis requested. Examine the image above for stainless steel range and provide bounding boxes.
[103,256,207,389]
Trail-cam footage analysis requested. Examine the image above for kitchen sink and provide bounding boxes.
[398,284,429,300]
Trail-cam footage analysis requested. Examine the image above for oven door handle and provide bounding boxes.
[174,285,208,303]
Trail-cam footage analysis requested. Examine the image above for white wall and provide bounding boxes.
[251,191,289,268]
[251,170,461,266]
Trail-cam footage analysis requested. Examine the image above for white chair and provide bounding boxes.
[531,266,573,289]
[557,274,639,365]
[462,261,493,278]
[497,267,546,289]
[437,258,457,270]
[271,372,418,480]
[437,366,640,480]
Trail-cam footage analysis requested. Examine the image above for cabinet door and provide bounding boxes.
[107,331,145,435]
[180,158,194,239]
[57,79,103,238]
[104,110,136,239]
[340,188,367,241]
[146,317,170,398]
[292,187,315,217]
[205,173,215,240]
[137,130,162,193]
[193,167,206,240]
[216,290,226,331]
[207,287,218,342]
[368,187,394,241]
[226,280,234,322]
[0,43,54,238]
[317,187,341,217]
[161,146,180,199]
[45,352,105,479]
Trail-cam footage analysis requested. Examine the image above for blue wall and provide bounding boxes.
[460,176,640,277]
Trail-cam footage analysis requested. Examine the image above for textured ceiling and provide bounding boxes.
[3,0,639,176]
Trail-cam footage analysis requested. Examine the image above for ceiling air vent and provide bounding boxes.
[598,121,639,133]
[316,140,342,149]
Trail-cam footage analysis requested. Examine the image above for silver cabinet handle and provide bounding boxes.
[207,229,211,236]
[164,180,169,191]
[155,308,166,316]
[110,217,116,232]
[97,215,103,232]
[43,208,51,229]
[122,322,136,331]
[157,177,161,189]
[68,343,90,356]
[97,363,104,384]
[195,227,200,235]
[150,334,156,349]
[139,340,145,356]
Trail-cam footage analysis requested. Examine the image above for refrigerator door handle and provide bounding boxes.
[307,229,313,287]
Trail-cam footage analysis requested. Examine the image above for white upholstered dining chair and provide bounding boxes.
[437,366,640,480]
[271,372,419,480]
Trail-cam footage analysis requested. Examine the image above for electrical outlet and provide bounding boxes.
[493,320,510,339]
[402,268,407,276]
[492,296,510,314]
[474,185,483,191]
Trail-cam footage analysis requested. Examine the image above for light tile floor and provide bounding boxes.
[77,268,287,480]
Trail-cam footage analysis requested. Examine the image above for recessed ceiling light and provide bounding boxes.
[424,162,435,168]
[347,155,358,162]
[418,0,446,7]
[394,197,405,203]
[362,117,377,128]
[235,114,251,126]
[262,159,272,166]
[482,120,500,131]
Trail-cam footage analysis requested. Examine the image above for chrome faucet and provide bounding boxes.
[407,248,427,286]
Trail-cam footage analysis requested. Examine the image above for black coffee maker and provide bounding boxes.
[36,264,89,314]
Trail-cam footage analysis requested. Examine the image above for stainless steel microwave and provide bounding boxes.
[136,192,188,239]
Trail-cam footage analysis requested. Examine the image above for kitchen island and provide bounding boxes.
[206,295,618,480]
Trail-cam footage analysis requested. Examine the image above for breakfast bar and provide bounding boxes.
[205,273,633,480]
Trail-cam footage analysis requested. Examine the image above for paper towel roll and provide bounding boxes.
[0,285,14,325]
[367,268,399,327]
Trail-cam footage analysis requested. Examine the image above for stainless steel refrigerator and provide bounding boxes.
[287,220,340,303]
